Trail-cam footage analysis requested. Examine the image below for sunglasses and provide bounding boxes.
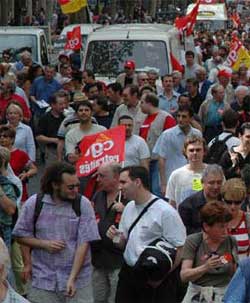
[0,134,9,138]
[67,184,80,190]
[224,199,242,205]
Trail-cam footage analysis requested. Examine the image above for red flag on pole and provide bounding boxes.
[175,0,201,36]
[76,126,126,177]
[64,25,82,50]
[170,52,184,73]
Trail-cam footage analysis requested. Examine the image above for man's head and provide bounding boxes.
[140,93,159,114]
[231,71,240,89]
[60,64,72,78]
[49,91,68,115]
[235,85,249,105]
[218,45,228,59]
[122,84,139,107]
[124,60,136,77]
[201,164,224,200]
[183,135,205,165]
[172,71,182,87]
[0,146,10,171]
[211,84,225,103]
[75,101,93,124]
[138,72,149,87]
[44,65,55,81]
[118,115,133,138]
[195,67,207,82]
[176,105,193,130]
[185,50,195,66]
[161,74,174,92]
[178,93,191,107]
[20,51,32,66]
[84,83,99,100]
[97,162,121,192]
[41,162,80,201]
[0,78,16,96]
[222,109,239,130]
[186,78,199,96]
[107,82,123,103]
[147,70,158,87]
[82,70,95,85]
[119,166,150,200]
[0,238,10,281]
[217,70,231,88]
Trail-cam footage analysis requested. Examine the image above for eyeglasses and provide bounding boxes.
[224,199,242,205]
[67,184,80,190]
[0,134,9,138]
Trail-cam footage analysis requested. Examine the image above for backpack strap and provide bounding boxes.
[33,193,44,236]
[72,193,82,217]
[127,198,159,241]
[221,133,234,144]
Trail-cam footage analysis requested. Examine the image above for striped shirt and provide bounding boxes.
[229,212,249,260]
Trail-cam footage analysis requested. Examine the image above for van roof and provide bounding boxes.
[0,26,45,35]
[87,23,175,41]
[60,23,102,37]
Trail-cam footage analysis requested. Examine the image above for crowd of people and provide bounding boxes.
[1,21,250,302]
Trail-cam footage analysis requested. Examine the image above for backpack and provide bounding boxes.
[205,134,233,164]
[33,193,82,236]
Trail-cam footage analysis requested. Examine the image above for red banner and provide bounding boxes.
[76,126,126,177]
[64,25,82,50]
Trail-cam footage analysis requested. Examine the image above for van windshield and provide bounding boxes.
[85,40,169,77]
[0,34,37,62]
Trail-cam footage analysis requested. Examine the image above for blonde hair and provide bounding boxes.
[221,178,246,201]
[6,102,24,119]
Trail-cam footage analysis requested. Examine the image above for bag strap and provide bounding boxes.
[72,193,82,217]
[33,193,44,236]
[221,133,234,144]
[127,198,159,240]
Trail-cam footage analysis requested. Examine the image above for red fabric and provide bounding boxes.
[64,26,82,50]
[10,149,30,202]
[231,13,240,28]
[175,0,200,36]
[76,126,126,177]
[140,113,176,140]
[170,52,184,73]
[0,94,31,122]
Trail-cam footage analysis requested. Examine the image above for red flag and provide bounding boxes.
[231,13,241,29]
[76,126,126,177]
[64,25,82,50]
[170,52,184,73]
[175,0,200,36]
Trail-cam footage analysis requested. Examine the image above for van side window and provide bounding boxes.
[40,36,49,65]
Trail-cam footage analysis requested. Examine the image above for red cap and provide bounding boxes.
[124,60,135,70]
[217,69,232,78]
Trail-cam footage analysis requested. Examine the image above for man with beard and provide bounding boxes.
[13,162,100,303]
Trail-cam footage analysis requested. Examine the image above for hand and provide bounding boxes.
[66,277,76,297]
[205,255,223,271]
[43,240,66,253]
[112,202,124,213]
[20,263,32,283]
[229,151,239,167]
[19,172,28,181]
[106,225,119,240]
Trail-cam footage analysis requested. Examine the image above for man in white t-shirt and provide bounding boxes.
[107,166,186,303]
[118,115,150,169]
[166,135,207,209]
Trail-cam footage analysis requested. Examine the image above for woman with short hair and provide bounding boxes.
[181,201,238,303]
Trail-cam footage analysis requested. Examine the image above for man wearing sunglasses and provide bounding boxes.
[13,162,100,303]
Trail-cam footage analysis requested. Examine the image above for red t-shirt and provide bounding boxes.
[140,112,176,140]
[10,149,30,202]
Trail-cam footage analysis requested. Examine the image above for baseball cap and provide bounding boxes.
[124,60,136,70]
[217,69,232,78]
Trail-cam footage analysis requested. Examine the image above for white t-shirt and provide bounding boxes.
[124,135,150,167]
[166,165,206,207]
[119,195,186,266]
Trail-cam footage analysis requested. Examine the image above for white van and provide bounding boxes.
[0,27,49,66]
[83,23,193,82]
[187,3,228,31]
